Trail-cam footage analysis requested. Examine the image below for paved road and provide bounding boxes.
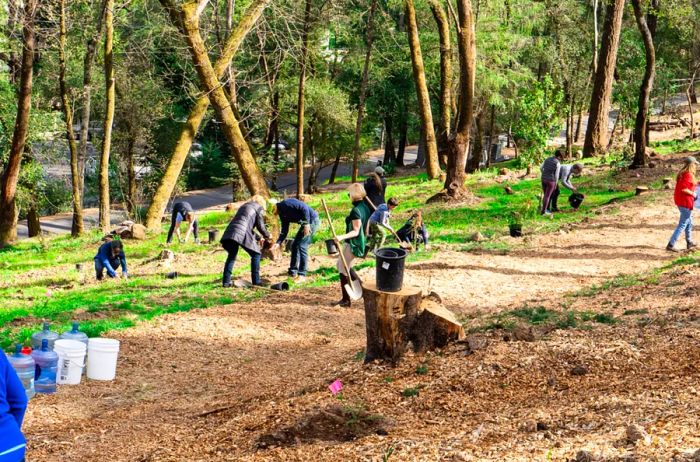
[17,147,418,239]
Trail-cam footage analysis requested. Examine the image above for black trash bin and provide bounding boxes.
[568,193,585,210]
[375,247,408,292]
[208,229,219,243]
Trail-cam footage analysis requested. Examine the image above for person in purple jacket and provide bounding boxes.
[94,240,128,281]
[0,352,28,462]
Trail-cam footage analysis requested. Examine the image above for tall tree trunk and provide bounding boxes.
[630,0,657,168]
[0,0,37,246]
[59,0,84,236]
[98,0,115,232]
[397,111,408,167]
[351,0,378,182]
[329,154,341,184]
[226,0,237,105]
[441,0,475,199]
[383,116,396,165]
[688,66,699,139]
[575,106,583,142]
[428,0,451,159]
[566,95,575,158]
[583,0,625,158]
[468,110,484,173]
[486,104,496,167]
[405,0,440,179]
[126,135,137,215]
[146,0,271,230]
[592,0,599,75]
[296,0,312,197]
[307,128,317,193]
[78,0,108,199]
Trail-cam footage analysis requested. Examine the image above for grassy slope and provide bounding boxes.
[0,157,672,350]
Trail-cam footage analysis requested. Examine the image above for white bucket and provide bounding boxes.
[86,338,120,381]
[54,339,87,385]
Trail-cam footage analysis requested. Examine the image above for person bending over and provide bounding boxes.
[368,197,399,253]
[549,163,584,212]
[94,239,128,281]
[166,201,199,244]
[396,210,429,250]
[270,198,320,282]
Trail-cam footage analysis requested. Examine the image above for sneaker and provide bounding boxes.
[542,211,553,217]
[294,275,307,283]
[688,242,698,250]
[666,244,680,253]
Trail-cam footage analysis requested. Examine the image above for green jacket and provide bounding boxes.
[345,200,371,257]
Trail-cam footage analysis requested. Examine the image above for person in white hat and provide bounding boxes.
[666,156,698,252]
[364,166,387,207]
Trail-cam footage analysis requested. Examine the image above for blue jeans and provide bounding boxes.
[94,258,121,280]
[668,206,694,247]
[222,240,261,285]
[289,217,319,277]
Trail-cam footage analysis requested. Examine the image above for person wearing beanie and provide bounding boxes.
[363,166,387,207]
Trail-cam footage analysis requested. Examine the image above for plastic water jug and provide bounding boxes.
[31,339,58,394]
[31,322,59,351]
[7,344,35,399]
[60,322,89,346]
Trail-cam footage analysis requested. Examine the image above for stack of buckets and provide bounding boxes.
[8,322,121,398]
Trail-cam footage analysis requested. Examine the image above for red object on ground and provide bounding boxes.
[21,346,32,355]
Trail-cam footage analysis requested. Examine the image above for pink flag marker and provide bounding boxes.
[328,379,343,396]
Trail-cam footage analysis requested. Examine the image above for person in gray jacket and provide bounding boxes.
[220,195,272,287]
[549,163,584,212]
[540,150,564,215]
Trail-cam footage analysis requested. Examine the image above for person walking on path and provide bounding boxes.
[166,201,199,244]
[364,167,387,207]
[367,197,399,253]
[0,348,28,462]
[270,198,320,282]
[333,183,372,307]
[550,163,584,212]
[94,239,128,281]
[220,195,272,287]
[540,150,564,215]
[666,156,698,252]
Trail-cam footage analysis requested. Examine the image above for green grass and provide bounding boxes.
[650,139,700,156]
[471,305,618,333]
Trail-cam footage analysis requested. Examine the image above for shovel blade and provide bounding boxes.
[344,280,363,301]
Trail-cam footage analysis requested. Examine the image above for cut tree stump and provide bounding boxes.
[635,186,649,196]
[362,282,465,364]
[663,178,673,189]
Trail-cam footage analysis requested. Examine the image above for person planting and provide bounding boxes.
[166,201,199,244]
[396,210,429,250]
[220,195,272,287]
[333,183,372,307]
[367,197,399,253]
[550,163,584,212]
[94,239,128,281]
[539,150,564,215]
[270,198,320,282]
[363,166,387,207]
[666,156,698,252]
[0,351,27,462]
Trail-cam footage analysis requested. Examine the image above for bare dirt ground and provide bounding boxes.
[22,169,700,461]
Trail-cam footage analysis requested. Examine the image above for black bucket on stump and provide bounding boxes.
[375,247,408,292]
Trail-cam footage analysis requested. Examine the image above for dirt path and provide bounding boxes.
[22,190,698,461]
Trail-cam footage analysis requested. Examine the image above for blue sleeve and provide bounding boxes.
[4,356,28,428]
[302,204,312,224]
[120,253,127,274]
[277,218,289,244]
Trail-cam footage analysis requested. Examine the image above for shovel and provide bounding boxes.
[364,197,413,251]
[321,199,363,301]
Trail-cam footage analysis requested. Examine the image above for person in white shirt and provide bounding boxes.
[549,163,583,212]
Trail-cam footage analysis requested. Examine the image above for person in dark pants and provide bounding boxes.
[396,210,429,250]
[94,240,128,280]
[549,163,584,212]
[539,150,564,215]
[220,195,271,287]
[166,201,199,244]
[0,345,28,462]
[363,167,387,207]
[270,198,320,282]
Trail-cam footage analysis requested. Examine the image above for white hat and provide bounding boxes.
[374,166,385,176]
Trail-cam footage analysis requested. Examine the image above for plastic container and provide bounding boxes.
[208,229,219,243]
[325,239,339,255]
[568,193,585,210]
[87,338,120,381]
[54,339,87,385]
[8,344,35,400]
[509,223,523,238]
[270,281,290,291]
[31,339,58,394]
[375,247,408,292]
[60,322,89,346]
[31,322,59,351]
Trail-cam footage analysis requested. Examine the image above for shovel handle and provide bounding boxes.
[321,199,353,279]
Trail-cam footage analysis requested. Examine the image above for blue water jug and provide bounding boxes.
[31,322,59,351]
[8,344,35,399]
[60,322,89,346]
[31,339,58,394]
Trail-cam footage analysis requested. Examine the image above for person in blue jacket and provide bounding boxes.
[0,351,27,462]
[94,239,128,281]
[270,198,320,282]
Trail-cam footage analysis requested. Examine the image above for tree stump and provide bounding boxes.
[362,282,465,364]
[663,178,673,190]
[635,186,649,196]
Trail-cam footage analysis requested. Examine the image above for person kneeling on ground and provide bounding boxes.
[0,351,27,462]
[540,150,564,215]
[368,197,399,253]
[666,156,698,252]
[333,183,372,307]
[94,240,128,281]
[396,210,429,250]
[549,162,584,212]
[166,201,199,244]
[270,198,320,282]
[220,195,272,287]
